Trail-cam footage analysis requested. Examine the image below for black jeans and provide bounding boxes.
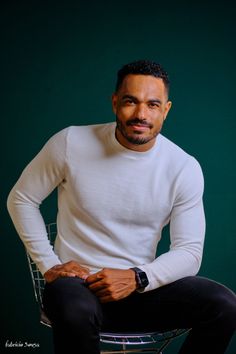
[43,276,236,354]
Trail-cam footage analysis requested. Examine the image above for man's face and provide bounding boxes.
[112,74,172,152]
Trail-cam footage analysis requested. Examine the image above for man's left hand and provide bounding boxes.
[86,268,137,303]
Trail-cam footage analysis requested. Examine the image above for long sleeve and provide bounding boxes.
[7,128,69,275]
[139,157,205,292]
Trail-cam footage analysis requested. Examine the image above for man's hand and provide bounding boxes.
[44,261,90,283]
[86,268,137,303]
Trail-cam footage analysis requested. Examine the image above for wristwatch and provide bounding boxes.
[131,267,149,290]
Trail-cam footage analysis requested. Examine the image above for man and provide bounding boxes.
[7,60,236,354]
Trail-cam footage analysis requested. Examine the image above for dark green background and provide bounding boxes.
[1,1,235,353]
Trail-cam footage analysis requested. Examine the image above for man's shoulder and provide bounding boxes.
[66,122,114,132]
[159,134,203,174]
[52,122,112,139]
[52,122,115,152]
[159,134,190,157]
[60,122,114,139]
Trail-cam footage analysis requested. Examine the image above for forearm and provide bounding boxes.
[7,187,61,274]
[139,157,206,292]
[139,245,203,292]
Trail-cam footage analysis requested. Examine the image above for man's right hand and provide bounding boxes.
[44,261,90,283]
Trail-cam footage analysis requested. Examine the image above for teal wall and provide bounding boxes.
[1,1,235,353]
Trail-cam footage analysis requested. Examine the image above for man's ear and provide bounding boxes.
[112,93,118,114]
[163,101,172,120]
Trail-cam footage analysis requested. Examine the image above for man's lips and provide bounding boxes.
[127,120,153,129]
[127,122,153,132]
[129,124,150,131]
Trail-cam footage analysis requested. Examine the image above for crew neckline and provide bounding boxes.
[107,122,162,158]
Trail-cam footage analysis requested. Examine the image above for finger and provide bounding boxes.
[74,272,90,280]
[92,288,110,298]
[71,266,90,274]
[88,280,106,291]
[60,271,91,282]
[60,271,77,278]
[62,267,89,278]
[86,272,103,284]
[80,273,89,280]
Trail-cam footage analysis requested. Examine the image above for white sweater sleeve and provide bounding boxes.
[7,128,68,275]
[139,157,206,292]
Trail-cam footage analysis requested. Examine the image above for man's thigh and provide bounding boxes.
[43,275,235,333]
[101,276,230,332]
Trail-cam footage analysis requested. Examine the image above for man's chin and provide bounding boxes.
[115,122,159,147]
[125,134,154,146]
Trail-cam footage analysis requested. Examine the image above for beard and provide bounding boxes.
[116,116,160,146]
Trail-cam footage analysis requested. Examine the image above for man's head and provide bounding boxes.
[112,60,172,152]
[115,60,170,98]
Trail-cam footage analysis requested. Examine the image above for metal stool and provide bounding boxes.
[26,223,190,353]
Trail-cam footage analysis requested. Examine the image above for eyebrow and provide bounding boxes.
[121,94,162,104]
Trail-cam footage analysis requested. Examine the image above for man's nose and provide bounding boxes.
[134,103,147,119]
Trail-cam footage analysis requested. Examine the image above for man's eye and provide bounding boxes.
[124,100,134,105]
[149,103,159,108]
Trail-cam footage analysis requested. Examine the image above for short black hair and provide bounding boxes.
[115,59,170,95]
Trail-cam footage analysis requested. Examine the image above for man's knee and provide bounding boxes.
[186,276,236,327]
[209,280,236,327]
[43,277,103,331]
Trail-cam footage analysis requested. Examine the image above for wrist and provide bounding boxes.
[130,267,149,290]
[127,268,139,289]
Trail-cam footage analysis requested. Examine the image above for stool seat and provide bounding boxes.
[100,329,188,353]
[40,308,188,353]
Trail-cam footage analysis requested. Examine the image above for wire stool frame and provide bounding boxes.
[26,222,190,354]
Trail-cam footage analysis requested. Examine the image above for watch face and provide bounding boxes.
[139,271,149,287]
[131,267,149,289]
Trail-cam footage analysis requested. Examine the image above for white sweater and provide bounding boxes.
[7,122,205,292]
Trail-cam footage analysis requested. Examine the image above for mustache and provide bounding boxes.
[126,118,153,128]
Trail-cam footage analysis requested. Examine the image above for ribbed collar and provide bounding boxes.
[107,122,162,159]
